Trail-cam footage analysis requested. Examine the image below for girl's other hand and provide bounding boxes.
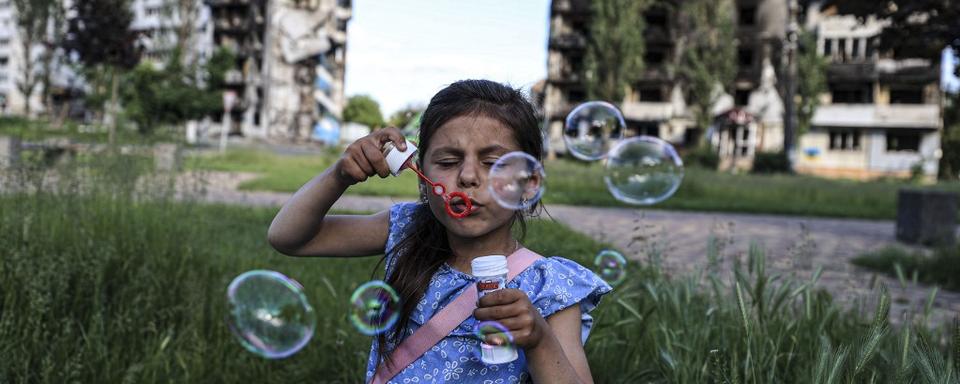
[335,127,407,186]
[473,289,546,350]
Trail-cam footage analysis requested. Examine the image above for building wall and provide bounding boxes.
[0,0,45,116]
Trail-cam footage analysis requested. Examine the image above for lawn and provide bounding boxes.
[3,154,958,383]
[187,147,960,220]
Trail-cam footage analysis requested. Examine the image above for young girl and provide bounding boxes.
[268,80,611,383]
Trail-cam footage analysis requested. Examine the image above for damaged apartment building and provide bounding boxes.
[207,0,351,141]
[0,0,350,142]
[542,0,944,180]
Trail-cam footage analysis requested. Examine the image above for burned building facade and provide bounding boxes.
[542,0,943,179]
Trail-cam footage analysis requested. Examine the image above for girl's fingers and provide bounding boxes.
[349,148,374,176]
[377,127,407,151]
[360,141,391,178]
[474,302,526,321]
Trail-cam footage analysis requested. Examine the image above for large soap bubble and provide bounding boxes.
[349,280,401,336]
[226,270,316,359]
[488,151,546,211]
[603,136,683,205]
[594,250,627,286]
[563,101,625,161]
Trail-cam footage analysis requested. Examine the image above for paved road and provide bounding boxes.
[194,172,960,327]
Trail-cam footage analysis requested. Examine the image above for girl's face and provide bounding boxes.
[421,114,521,239]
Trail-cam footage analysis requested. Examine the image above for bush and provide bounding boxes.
[751,151,792,174]
[682,145,719,169]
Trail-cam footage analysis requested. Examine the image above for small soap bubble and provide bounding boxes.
[474,321,514,346]
[563,101,625,161]
[226,270,316,359]
[488,151,545,211]
[594,250,627,286]
[349,280,400,336]
[604,136,683,205]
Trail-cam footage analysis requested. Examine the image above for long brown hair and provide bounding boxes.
[375,79,544,368]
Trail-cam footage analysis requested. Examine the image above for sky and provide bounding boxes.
[343,0,551,117]
[943,47,960,94]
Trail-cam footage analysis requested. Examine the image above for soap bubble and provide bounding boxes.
[488,151,545,211]
[604,136,683,205]
[563,101,625,161]
[594,250,627,286]
[349,280,401,336]
[474,320,514,346]
[226,270,316,359]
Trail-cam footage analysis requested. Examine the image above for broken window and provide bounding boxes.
[886,131,921,152]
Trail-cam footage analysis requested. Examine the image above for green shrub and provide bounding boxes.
[681,145,719,169]
[751,151,792,174]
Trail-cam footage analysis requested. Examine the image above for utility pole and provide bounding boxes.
[783,0,799,168]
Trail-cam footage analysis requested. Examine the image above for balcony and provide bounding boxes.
[812,104,940,129]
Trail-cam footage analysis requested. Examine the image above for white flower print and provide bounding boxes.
[443,360,463,380]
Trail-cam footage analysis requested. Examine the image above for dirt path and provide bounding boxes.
[195,171,960,327]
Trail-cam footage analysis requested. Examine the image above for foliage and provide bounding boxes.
[676,0,737,136]
[583,0,648,102]
[940,93,960,180]
[2,158,958,382]
[387,105,424,130]
[62,0,139,71]
[796,31,828,138]
[751,151,792,174]
[830,0,960,61]
[11,0,59,115]
[121,50,223,135]
[681,145,719,170]
[854,246,960,292]
[343,95,385,129]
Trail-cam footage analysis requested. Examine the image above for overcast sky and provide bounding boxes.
[343,0,550,117]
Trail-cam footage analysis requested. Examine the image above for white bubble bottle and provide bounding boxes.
[471,255,519,364]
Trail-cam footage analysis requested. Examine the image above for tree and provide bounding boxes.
[583,0,648,102]
[63,0,140,145]
[828,0,959,61]
[387,105,424,129]
[796,31,828,137]
[674,0,737,143]
[121,49,222,135]
[12,0,56,117]
[343,95,385,129]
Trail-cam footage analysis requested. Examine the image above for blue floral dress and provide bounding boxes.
[364,202,612,383]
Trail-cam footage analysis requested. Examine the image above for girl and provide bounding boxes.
[268,80,610,383]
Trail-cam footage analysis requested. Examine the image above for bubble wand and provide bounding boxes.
[383,142,473,219]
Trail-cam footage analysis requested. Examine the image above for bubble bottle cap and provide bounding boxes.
[471,255,508,278]
[382,141,418,176]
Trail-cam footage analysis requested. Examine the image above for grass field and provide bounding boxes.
[2,155,959,383]
[187,147,960,220]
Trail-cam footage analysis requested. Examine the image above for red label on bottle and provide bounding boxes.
[477,281,500,291]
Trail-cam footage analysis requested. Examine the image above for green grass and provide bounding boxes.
[4,156,960,383]
[187,148,960,220]
[0,116,182,145]
[853,246,960,291]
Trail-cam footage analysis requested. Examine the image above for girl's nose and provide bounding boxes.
[457,159,481,189]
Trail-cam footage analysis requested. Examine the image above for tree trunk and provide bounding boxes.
[107,68,119,146]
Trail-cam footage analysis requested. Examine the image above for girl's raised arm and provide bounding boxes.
[267,128,408,258]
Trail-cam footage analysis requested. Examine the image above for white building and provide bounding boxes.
[0,0,45,116]
[130,0,215,68]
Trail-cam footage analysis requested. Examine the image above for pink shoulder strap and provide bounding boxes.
[370,247,543,384]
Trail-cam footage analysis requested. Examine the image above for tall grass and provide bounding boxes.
[2,155,958,383]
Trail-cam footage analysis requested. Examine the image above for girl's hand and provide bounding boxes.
[473,289,547,350]
[334,127,407,186]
